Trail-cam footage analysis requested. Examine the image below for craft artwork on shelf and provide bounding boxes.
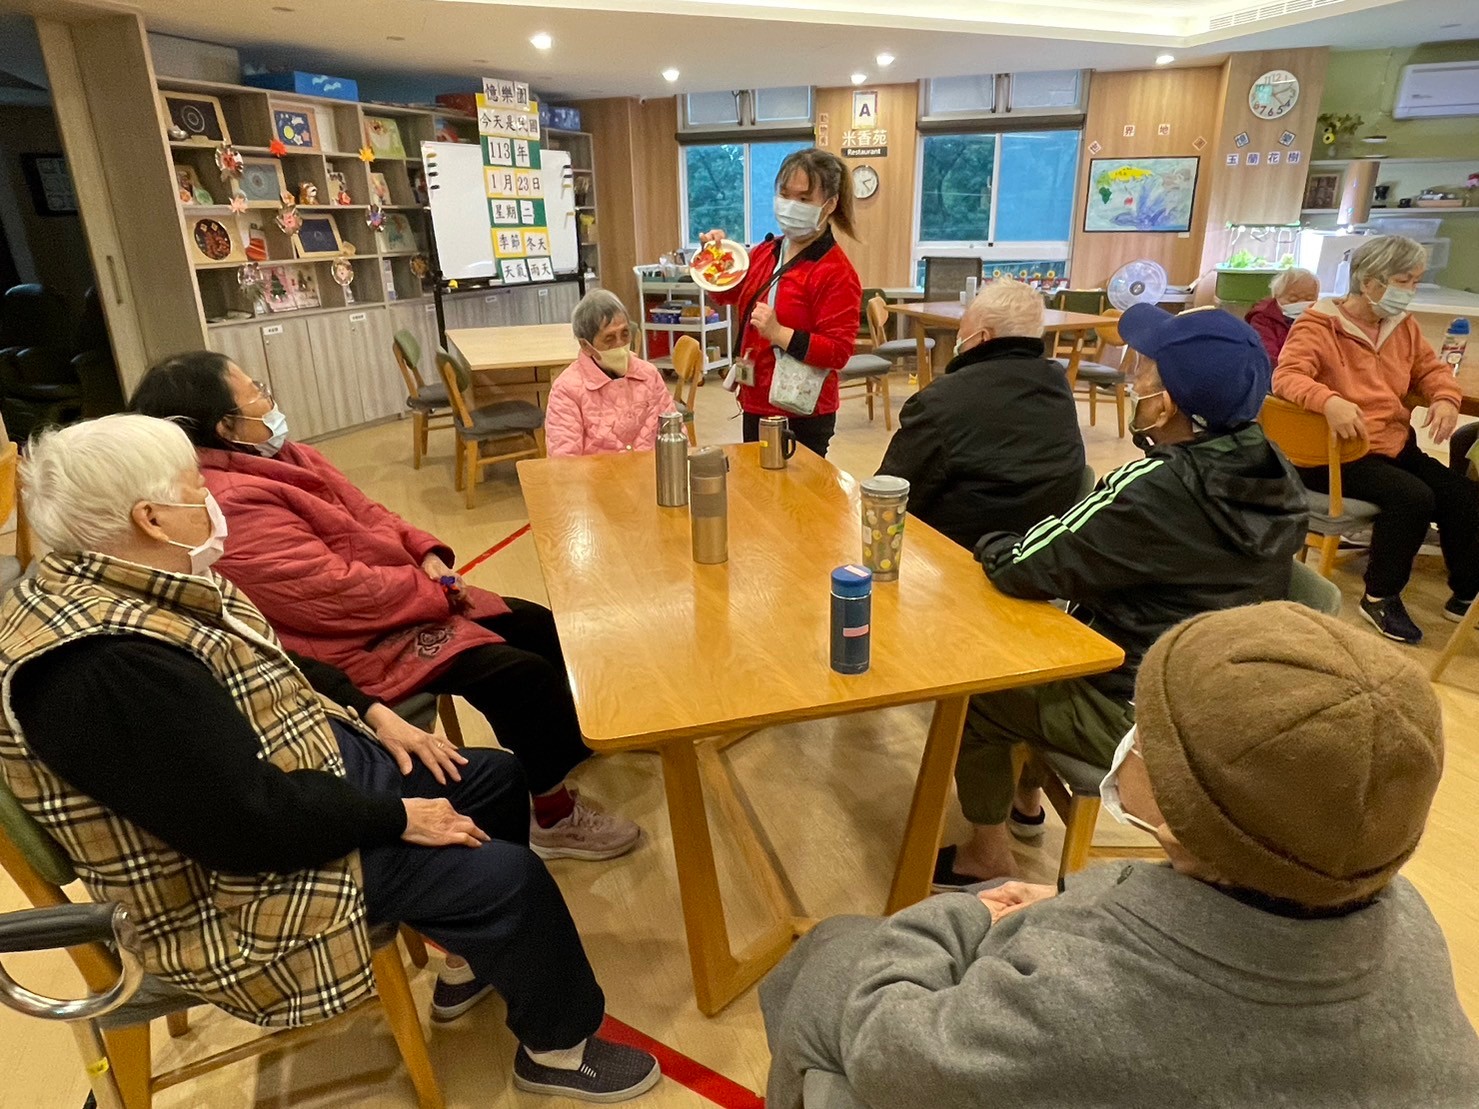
[410,166,429,205]
[296,269,321,309]
[410,254,430,280]
[298,181,319,205]
[379,212,416,253]
[293,214,345,258]
[275,195,303,236]
[331,257,355,287]
[244,222,269,262]
[160,92,230,144]
[1083,156,1200,233]
[173,164,212,205]
[186,214,245,264]
[229,195,248,213]
[363,115,408,159]
[237,262,265,312]
[271,104,319,152]
[238,157,288,204]
[215,145,245,182]
[366,202,386,230]
[328,170,353,205]
[369,172,393,207]
[381,258,397,301]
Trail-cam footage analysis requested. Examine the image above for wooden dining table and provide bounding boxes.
[446,323,579,410]
[887,301,1119,388]
[517,445,1123,1015]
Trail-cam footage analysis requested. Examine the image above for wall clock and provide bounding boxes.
[1249,69,1299,121]
[853,164,879,200]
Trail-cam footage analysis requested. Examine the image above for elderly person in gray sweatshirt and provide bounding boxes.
[761,601,1479,1108]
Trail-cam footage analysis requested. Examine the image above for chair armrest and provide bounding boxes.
[0,902,122,954]
[0,903,145,1022]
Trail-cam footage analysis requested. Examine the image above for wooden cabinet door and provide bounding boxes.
[547,282,580,325]
[207,323,268,383]
[504,286,543,326]
[305,315,367,436]
[261,318,328,440]
[349,309,401,422]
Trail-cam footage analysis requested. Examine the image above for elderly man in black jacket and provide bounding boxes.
[877,279,1086,549]
[936,305,1310,886]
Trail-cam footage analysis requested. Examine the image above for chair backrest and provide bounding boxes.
[1258,395,1369,515]
[865,295,891,349]
[1054,288,1107,316]
[922,257,983,302]
[434,345,476,430]
[1287,558,1343,615]
[857,286,883,348]
[392,330,425,398]
[670,335,702,413]
[0,285,69,352]
[1091,308,1136,373]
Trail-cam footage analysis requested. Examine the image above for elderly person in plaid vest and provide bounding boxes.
[0,415,660,1104]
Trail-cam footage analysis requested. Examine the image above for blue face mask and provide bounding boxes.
[234,406,290,457]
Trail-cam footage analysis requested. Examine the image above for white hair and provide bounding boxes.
[1270,267,1317,299]
[570,289,629,343]
[23,414,198,554]
[962,279,1045,340]
[1350,235,1427,289]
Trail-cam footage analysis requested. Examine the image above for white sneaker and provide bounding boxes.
[530,790,640,861]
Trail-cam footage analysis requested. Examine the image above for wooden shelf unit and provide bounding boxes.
[633,267,733,376]
[544,127,600,286]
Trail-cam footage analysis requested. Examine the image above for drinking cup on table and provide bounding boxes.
[759,416,798,470]
[860,475,910,581]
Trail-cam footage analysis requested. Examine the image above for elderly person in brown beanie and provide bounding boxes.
[760,602,1479,1109]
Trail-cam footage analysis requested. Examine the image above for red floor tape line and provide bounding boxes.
[598,1015,766,1108]
[457,523,531,576]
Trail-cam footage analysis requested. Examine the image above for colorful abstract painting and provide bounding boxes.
[1083,157,1200,233]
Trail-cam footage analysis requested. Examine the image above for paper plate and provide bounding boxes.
[690,239,750,293]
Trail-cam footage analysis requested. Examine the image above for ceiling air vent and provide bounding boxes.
[1210,0,1339,31]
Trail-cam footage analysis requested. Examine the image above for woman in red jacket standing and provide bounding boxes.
[700,147,862,457]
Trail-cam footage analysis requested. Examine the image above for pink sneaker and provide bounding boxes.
[529,790,640,861]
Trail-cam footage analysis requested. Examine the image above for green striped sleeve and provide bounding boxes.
[1011,456,1166,564]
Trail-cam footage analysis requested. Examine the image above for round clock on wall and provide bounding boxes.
[853,164,880,200]
[1249,69,1299,120]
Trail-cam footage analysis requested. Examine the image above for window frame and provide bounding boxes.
[679,137,811,249]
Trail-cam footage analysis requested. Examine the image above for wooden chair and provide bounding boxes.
[670,335,703,446]
[0,776,444,1109]
[392,690,465,748]
[864,294,934,381]
[854,287,883,353]
[1050,288,1107,359]
[1433,597,1479,682]
[434,345,544,509]
[1258,396,1377,577]
[1057,309,1133,438]
[393,331,455,470]
[838,352,894,430]
[0,439,35,588]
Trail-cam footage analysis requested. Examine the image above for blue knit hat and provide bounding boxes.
[1119,304,1271,430]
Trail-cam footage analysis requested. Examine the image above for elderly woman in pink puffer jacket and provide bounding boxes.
[546,289,676,457]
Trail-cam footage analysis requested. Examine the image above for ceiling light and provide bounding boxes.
[876,52,894,67]
[271,4,295,10]
[851,72,868,85]
[473,58,488,64]
[1155,53,1175,65]
[387,35,405,41]
[530,32,553,50]
[662,68,680,83]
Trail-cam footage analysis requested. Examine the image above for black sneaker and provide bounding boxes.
[1007,805,1046,843]
[513,1037,661,1103]
[1360,595,1423,644]
[1444,595,1475,623]
[430,972,496,1023]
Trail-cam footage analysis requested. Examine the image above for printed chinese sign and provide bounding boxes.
[840,128,889,158]
[479,78,551,285]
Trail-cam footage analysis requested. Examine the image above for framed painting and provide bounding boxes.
[159,92,231,145]
[172,163,215,205]
[363,115,408,159]
[262,265,297,312]
[238,157,289,205]
[292,214,345,258]
[368,172,393,207]
[379,212,416,253]
[184,214,246,264]
[1083,157,1200,233]
[271,102,319,152]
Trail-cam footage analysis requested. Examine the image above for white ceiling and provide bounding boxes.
[25,0,1479,99]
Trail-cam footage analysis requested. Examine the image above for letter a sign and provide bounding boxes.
[852,90,878,129]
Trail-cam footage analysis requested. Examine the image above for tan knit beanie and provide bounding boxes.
[1134,601,1443,908]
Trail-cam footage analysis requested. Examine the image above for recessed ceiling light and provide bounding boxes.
[876,52,895,67]
[851,72,868,85]
[662,68,680,83]
[387,35,405,41]
[1440,22,1460,28]
[271,4,295,10]
[1155,53,1175,65]
[473,58,488,64]
[530,32,553,50]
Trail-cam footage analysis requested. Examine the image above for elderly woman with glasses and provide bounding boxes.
[546,289,675,457]
[1274,234,1477,644]
[129,353,640,879]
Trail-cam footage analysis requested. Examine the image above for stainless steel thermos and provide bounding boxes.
[759,415,798,470]
[656,411,689,507]
[689,446,728,564]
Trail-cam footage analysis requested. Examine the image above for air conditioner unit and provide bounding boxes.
[1393,60,1479,119]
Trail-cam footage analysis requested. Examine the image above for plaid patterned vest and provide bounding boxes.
[0,552,375,1027]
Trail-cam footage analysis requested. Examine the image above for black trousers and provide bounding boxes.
[341,726,606,1050]
[742,411,836,458]
[1297,431,1479,599]
[421,599,589,795]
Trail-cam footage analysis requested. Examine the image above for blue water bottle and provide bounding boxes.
[830,564,872,675]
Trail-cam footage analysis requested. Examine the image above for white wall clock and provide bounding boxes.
[1249,69,1299,121]
[853,164,879,200]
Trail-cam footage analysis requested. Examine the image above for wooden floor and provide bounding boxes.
[2,373,1476,1107]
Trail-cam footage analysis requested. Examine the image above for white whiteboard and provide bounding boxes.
[422,141,497,281]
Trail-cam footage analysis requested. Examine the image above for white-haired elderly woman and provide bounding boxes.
[1245,266,1319,362]
[546,289,675,457]
[876,278,1086,549]
[1274,234,1476,644]
[0,414,661,1101]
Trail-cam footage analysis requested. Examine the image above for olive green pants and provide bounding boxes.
[954,678,1135,826]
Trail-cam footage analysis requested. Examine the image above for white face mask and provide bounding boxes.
[1370,283,1416,319]
[953,329,988,358]
[773,195,825,239]
[1280,300,1314,319]
[1099,727,1161,836]
[233,406,290,457]
[159,491,228,576]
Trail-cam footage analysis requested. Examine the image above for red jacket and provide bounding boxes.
[712,229,862,418]
[1245,298,1293,364]
[199,442,509,702]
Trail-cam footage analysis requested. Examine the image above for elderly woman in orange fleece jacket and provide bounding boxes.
[1273,234,1476,645]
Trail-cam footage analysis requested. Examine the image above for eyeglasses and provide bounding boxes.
[234,379,274,417]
